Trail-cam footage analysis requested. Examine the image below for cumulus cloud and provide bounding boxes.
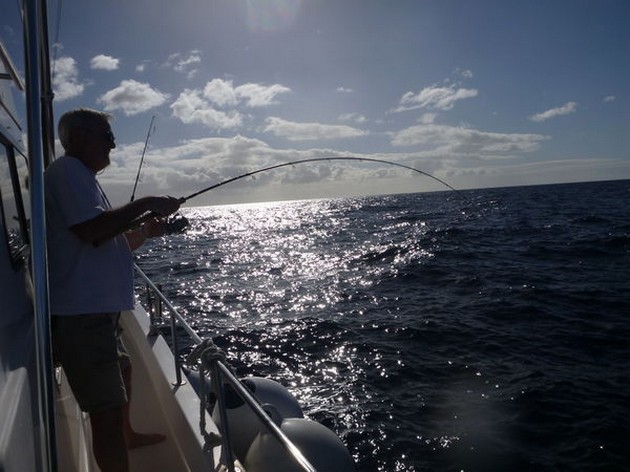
[391,123,548,157]
[90,54,120,70]
[170,79,291,130]
[103,134,428,207]
[395,84,478,112]
[102,135,288,204]
[202,79,291,108]
[203,79,239,107]
[52,56,85,101]
[263,117,368,141]
[529,101,577,122]
[170,89,243,130]
[98,79,169,116]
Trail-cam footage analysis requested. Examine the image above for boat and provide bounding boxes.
[0,1,353,470]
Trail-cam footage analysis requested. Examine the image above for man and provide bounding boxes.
[45,108,182,472]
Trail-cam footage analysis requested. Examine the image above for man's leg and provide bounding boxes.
[120,364,166,448]
[90,406,129,472]
[53,314,131,469]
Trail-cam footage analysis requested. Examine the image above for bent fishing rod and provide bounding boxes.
[99,156,462,244]
[182,156,460,202]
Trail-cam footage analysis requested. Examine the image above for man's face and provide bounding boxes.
[84,123,116,172]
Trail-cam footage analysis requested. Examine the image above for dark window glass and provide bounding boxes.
[0,144,29,268]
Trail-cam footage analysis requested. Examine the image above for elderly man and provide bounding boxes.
[45,108,182,472]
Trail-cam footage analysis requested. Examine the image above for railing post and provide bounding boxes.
[169,310,184,386]
[146,283,155,328]
[211,362,236,472]
[156,283,163,319]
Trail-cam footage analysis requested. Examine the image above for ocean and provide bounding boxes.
[136,179,630,472]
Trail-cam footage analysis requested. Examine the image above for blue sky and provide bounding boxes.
[4,0,629,206]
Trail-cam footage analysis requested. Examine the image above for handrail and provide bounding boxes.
[215,362,317,472]
[133,263,317,472]
[135,264,202,343]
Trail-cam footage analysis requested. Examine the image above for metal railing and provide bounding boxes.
[134,263,317,472]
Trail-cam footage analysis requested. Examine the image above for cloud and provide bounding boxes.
[98,79,169,116]
[203,79,239,107]
[100,132,630,207]
[235,82,291,107]
[170,89,243,129]
[174,51,201,77]
[338,113,367,123]
[529,101,577,122]
[175,51,201,71]
[263,117,368,141]
[102,135,286,204]
[52,56,85,101]
[90,54,120,71]
[395,84,478,112]
[603,96,616,103]
[135,60,150,73]
[336,87,354,93]
[419,113,437,124]
[391,123,548,157]
[164,50,202,78]
[202,79,291,108]
[102,135,440,207]
[169,79,291,129]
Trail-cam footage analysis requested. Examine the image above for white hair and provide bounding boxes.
[57,108,111,150]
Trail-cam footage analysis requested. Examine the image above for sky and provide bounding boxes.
[3,0,629,207]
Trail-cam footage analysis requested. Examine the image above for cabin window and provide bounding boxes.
[0,143,29,268]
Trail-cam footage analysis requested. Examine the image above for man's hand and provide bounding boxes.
[141,217,168,238]
[148,196,184,217]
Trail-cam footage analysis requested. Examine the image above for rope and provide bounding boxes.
[186,339,228,448]
[187,337,227,366]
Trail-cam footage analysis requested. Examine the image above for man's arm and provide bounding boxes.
[71,196,182,245]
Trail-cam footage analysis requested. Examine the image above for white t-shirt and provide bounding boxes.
[45,155,134,315]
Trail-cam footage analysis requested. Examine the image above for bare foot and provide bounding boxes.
[126,431,166,449]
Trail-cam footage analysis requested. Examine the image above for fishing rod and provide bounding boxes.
[183,156,460,202]
[112,155,462,242]
[130,115,156,202]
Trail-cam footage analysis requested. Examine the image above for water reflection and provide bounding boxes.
[137,195,448,471]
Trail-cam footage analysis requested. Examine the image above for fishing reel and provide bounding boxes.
[164,213,189,234]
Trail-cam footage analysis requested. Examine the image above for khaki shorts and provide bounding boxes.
[52,312,130,412]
